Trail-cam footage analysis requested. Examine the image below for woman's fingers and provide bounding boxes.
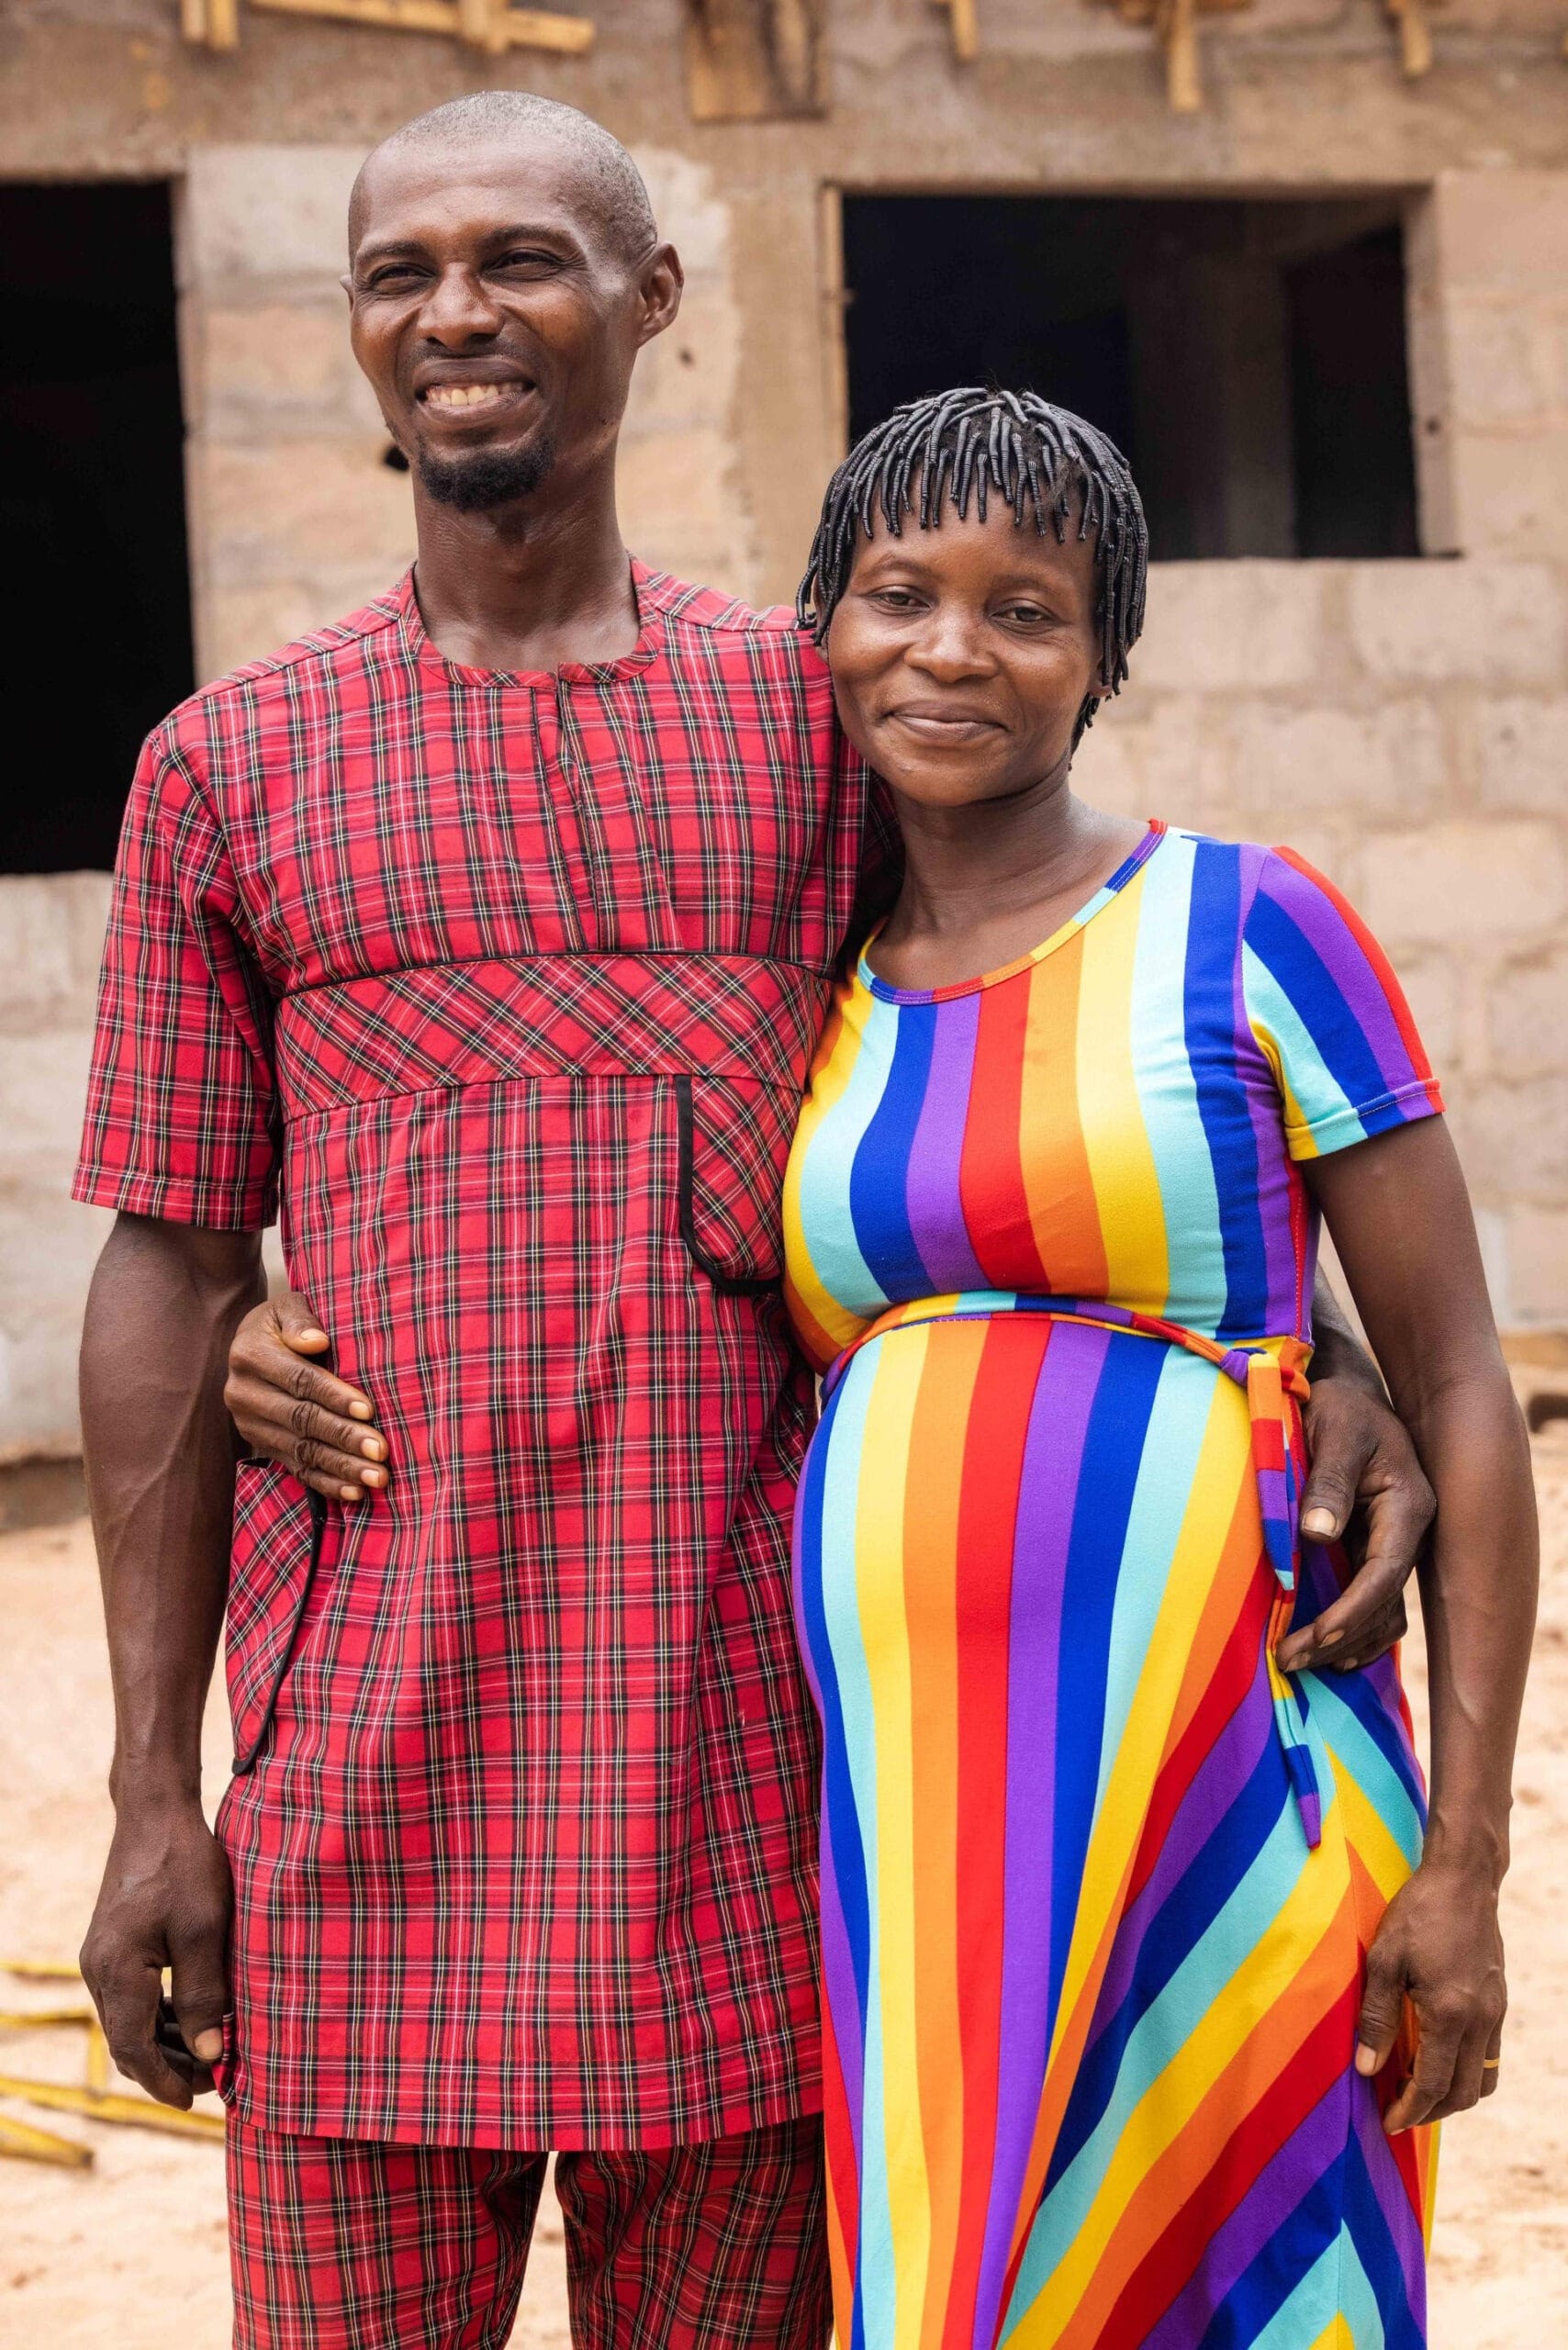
[225,1295,389,1494]
[1479,2024,1503,2098]
[1382,2007,1463,2134]
[1428,2021,1494,2122]
[1276,1567,1406,1676]
[1354,1935,1406,2084]
[273,1286,332,1354]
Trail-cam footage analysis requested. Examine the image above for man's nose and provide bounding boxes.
[417,262,505,345]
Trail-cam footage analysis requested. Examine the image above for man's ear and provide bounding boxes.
[340,271,353,305]
[636,243,684,347]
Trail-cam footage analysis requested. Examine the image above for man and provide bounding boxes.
[75,94,1431,2350]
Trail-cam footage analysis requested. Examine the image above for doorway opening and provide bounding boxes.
[0,182,194,873]
[840,194,1421,563]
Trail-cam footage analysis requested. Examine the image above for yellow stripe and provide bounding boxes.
[1076,876,1169,1314]
[855,1327,932,2350]
[782,986,869,1359]
[1326,1744,1411,1906]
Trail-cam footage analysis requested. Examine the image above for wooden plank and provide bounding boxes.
[207,0,241,47]
[934,0,978,62]
[0,2072,226,2142]
[685,0,824,123]
[247,0,594,50]
[0,2111,93,2169]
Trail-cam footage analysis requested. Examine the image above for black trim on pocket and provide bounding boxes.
[674,1073,780,1299]
[230,1488,329,1777]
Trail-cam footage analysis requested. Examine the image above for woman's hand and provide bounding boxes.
[224,1290,389,1502]
[1355,1860,1506,2132]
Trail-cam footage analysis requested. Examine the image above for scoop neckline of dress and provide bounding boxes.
[396,557,667,688]
[858,819,1168,1005]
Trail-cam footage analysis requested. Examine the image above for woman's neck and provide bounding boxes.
[870,771,1147,993]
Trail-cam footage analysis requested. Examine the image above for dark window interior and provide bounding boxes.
[842,195,1420,564]
[1,183,193,873]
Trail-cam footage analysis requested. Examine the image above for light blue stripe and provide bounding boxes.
[816,1343,897,2349]
[1002,1792,1308,2331]
[1248,2236,1340,2348]
[1338,2223,1389,2350]
[1309,1678,1425,1874]
[797,992,897,1317]
[1128,832,1230,1327]
[1242,943,1361,1151]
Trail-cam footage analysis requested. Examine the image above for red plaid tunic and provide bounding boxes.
[74,563,875,2149]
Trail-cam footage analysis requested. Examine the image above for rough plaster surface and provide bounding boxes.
[3,14,1567,1454]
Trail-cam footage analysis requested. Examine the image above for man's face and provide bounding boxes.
[345,140,681,513]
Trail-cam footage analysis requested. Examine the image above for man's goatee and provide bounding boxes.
[416,438,556,513]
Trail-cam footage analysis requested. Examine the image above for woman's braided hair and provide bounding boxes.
[798,386,1149,742]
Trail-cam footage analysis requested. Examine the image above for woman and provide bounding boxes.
[777,390,1533,2349]
[229,389,1534,2349]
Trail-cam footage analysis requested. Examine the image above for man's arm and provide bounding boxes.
[78,1212,264,2108]
[1273,1263,1437,1674]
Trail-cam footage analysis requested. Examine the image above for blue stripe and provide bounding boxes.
[1245,888,1394,1122]
[1182,840,1271,1338]
[849,1002,935,1299]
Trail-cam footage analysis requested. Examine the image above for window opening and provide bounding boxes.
[841,194,1420,562]
[0,183,194,872]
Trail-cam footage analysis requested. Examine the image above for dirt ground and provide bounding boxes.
[2,1445,1563,2347]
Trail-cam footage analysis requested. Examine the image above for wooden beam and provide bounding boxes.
[0,2071,227,2142]
[685,0,824,122]
[1385,0,1434,76]
[0,2111,92,2169]
[190,0,595,51]
[932,0,978,62]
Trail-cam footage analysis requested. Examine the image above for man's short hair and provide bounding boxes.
[350,92,657,263]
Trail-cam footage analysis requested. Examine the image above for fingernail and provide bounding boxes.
[1302,1508,1337,1539]
[1320,1628,1345,1647]
[1355,2043,1379,2076]
[348,1400,373,1421]
[361,1468,386,1488]
[193,2030,223,2063]
[299,1328,329,1348]
[341,1483,363,1502]
[362,1437,386,1461]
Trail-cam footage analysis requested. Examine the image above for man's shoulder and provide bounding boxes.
[151,580,409,758]
[642,568,828,673]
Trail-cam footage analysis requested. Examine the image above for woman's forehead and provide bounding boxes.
[849,498,1095,581]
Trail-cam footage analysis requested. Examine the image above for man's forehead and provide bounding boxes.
[350,138,609,258]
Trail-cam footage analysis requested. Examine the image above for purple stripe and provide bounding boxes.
[1258,865,1422,1097]
[1084,1646,1276,2058]
[970,1321,1109,2348]
[1144,2074,1351,2349]
[1235,842,1300,1333]
[1352,2061,1428,2322]
[904,995,989,1290]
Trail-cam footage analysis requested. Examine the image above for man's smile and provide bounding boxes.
[413,371,539,424]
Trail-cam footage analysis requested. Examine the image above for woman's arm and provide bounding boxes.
[1304,1114,1538,2132]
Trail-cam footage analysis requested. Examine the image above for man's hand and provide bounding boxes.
[80,1798,233,2109]
[1275,1338,1436,1678]
[226,1291,389,1502]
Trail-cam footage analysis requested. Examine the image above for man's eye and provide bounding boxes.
[493,251,562,273]
[367,266,424,290]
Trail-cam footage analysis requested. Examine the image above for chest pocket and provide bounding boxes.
[675,1073,796,1295]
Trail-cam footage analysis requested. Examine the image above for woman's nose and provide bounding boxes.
[906,616,994,680]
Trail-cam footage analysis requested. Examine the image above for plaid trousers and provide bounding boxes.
[228,2115,831,2349]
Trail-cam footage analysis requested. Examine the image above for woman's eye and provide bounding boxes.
[1000,602,1049,624]
[871,588,921,610]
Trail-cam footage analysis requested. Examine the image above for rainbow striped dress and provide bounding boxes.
[783,822,1442,2350]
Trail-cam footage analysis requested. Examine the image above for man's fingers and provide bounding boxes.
[90,1963,194,2110]
[171,1935,230,2075]
[1429,2024,1493,2122]
[1276,1569,1407,1676]
[274,1288,332,1354]
[1479,2025,1503,2098]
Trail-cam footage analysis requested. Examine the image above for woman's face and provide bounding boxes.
[825,497,1109,810]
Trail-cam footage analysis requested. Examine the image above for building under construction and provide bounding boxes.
[2,0,1567,1479]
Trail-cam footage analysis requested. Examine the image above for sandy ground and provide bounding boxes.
[2,1448,1563,2347]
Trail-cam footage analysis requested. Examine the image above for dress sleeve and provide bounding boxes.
[73,725,280,1228]
[1241,846,1443,1161]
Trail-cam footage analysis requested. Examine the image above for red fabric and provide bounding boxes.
[227,2113,831,2350]
[75,565,876,2146]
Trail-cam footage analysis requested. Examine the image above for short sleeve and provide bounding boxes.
[73,726,279,1228]
[1242,847,1443,1161]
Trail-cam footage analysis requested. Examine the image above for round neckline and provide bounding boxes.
[396,557,668,689]
[858,820,1168,1005]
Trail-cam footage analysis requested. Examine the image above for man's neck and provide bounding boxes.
[410,467,641,675]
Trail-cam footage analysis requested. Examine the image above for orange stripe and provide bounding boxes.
[1018,940,1108,1294]
[903,1319,986,2350]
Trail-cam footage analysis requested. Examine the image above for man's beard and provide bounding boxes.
[415,434,556,513]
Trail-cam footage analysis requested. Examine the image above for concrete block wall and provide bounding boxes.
[0,878,114,1461]
[1084,555,1568,1327]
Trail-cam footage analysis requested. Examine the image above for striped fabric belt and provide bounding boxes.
[820,1295,1324,1851]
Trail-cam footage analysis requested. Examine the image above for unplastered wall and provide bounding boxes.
[182,141,760,681]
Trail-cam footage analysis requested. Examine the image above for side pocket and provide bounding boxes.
[226,1460,327,1776]
[674,1072,788,1298]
